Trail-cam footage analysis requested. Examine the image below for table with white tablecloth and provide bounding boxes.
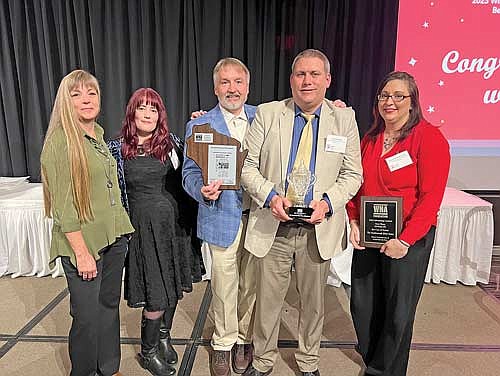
[425,187,493,285]
[1,181,493,286]
[0,179,63,278]
[327,187,494,286]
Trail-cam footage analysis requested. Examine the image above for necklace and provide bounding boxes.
[87,137,116,206]
[383,136,398,151]
[383,129,401,151]
[137,144,148,156]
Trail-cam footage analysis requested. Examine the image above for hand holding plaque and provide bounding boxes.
[286,161,317,220]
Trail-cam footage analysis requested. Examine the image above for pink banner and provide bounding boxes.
[395,0,500,140]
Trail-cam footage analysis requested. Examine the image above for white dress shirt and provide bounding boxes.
[219,104,251,210]
[219,105,248,147]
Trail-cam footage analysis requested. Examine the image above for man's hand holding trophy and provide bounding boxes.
[286,161,317,221]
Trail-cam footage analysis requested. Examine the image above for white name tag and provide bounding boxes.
[325,135,347,153]
[194,132,213,143]
[385,151,413,172]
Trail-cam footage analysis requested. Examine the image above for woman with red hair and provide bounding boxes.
[108,88,203,376]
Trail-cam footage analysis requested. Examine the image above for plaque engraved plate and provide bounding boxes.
[360,196,403,248]
[185,123,247,190]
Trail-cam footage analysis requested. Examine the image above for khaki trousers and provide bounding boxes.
[209,217,256,351]
[252,223,330,373]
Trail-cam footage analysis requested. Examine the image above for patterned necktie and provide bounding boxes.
[286,113,314,201]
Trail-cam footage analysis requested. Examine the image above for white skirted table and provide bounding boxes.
[1,180,493,286]
[0,179,63,278]
[327,187,494,286]
[425,187,493,285]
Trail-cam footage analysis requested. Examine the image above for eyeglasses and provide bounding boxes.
[377,94,411,102]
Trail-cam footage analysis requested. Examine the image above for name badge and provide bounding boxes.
[325,135,347,153]
[385,151,413,172]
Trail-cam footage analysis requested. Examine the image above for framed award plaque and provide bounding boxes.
[185,123,247,190]
[360,196,403,248]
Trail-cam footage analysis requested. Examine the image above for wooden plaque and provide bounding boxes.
[185,123,247,190]
[360,196,403,248]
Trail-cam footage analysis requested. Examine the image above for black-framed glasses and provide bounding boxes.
[377,94,411,102]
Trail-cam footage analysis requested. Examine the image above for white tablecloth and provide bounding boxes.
[327,187,494,286]
[425,187,493,285]
[2,182,492,286]
[0,180,63,278]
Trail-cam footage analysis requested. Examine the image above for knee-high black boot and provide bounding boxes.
[159,306,178,365]
[138,317,176,376]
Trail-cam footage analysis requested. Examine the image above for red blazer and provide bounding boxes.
[346,120,450,245]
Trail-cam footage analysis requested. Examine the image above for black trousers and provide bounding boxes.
[61,236,127,376]
[350,227,435,376]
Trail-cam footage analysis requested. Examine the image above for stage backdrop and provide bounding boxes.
[396,0,500,189]
[0,0,399,179]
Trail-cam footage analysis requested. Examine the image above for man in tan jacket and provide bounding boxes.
[241,49,363,376]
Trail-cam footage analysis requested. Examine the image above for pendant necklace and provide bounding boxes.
[137,144,147,156]
[88,137,116,206]
[383,136,397,151]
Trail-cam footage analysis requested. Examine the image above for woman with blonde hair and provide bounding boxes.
[41,69,134,376]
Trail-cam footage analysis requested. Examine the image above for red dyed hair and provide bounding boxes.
[121,88,172,162]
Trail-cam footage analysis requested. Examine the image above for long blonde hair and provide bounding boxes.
[42,70,101,223]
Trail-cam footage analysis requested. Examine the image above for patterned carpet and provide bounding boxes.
[479,254,500,302]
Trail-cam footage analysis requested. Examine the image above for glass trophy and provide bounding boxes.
[286,161,316,220]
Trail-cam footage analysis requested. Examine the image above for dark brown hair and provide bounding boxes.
[366,71,424,140]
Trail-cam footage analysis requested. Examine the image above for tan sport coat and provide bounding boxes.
[241,98,363,260]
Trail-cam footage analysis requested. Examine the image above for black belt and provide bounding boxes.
[280,220,314,228]
[242,209,250,216]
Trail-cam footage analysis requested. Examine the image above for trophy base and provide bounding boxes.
[287,206,314,220]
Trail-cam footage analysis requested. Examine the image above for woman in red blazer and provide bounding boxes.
[347,71,450,376]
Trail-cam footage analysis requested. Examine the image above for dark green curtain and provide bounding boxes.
[0,0,399,179]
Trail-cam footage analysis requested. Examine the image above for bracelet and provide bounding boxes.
[398,239,410,248]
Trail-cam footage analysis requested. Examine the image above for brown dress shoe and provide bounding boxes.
[302,370,320,376]
[210,350,231,376]
[242,365,272,376]
[231,344,253,374]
